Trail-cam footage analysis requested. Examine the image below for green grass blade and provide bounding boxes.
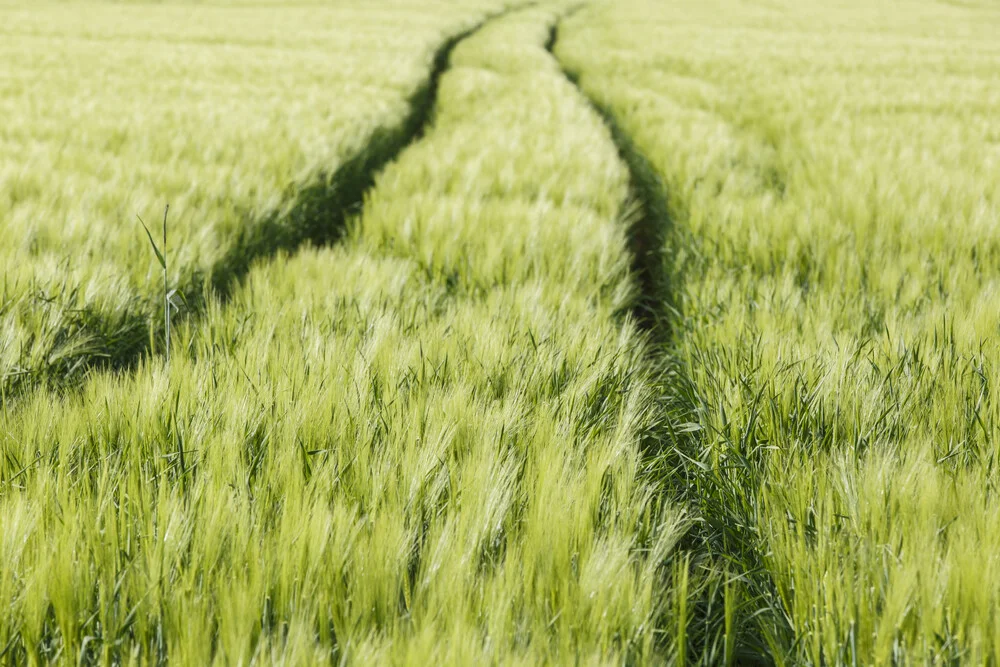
[135,214,166,270]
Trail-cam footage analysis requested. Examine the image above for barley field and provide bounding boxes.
[1,0,998,664]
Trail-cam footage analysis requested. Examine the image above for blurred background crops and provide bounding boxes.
[0,0,498,396]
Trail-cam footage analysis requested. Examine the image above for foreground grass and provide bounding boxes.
[559,0,1000,663]
[0,5,709,663]
[0,0,499,398]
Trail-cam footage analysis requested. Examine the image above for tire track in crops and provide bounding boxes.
[2,9,511,405]
[199,10,509,302]
[547,10,672,337]
[549,12,780,665]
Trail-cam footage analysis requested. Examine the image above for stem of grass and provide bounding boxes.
[162,204,170,367]
[136,203,170,365]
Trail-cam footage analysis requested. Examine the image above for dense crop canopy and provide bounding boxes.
[558,0,1000,663]
[3,0,996,662]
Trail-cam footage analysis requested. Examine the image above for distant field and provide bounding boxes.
[0,0,495,394]
[2,0,999,664]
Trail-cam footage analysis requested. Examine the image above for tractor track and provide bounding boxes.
[548,9,781,664]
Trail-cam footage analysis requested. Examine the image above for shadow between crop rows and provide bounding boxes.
[549,10,786,666]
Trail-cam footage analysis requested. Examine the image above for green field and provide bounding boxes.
[2,0,999,664]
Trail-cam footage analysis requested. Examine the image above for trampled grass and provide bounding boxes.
[0,4,711,663]
[558,0,1000,663]
[0,0,497,397]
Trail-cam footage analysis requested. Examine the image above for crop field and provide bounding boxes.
[1,0,998,664]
